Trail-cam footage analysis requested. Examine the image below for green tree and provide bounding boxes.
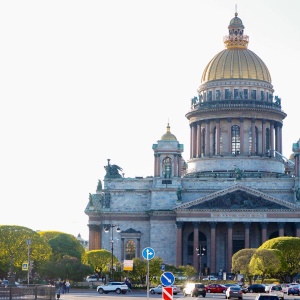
[129,258,147,283]
[42,231,85,261]
[0,225,52,280]
[259,236,300,281]
[249,249,284,282]
[231,248,256,284]
[83,249,118,276]
[40,255,92,281]
[179,264,197,279]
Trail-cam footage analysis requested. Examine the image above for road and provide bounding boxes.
[59,291,298,300]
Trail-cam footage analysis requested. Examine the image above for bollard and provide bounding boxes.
[56,293,60,299]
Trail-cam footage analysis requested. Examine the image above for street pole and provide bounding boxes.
[26,239,31,285]
[196,245,205,280]
[104,224,120,281]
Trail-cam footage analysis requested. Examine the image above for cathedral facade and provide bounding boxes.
[85,13,300,277]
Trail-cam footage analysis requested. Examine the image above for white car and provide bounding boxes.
[203,276,218,280]
[269,285,284,300]
[86,274,99,282]
[150,284,180,295]
[96,282,128,294]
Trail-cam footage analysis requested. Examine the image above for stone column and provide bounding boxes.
[261,222,268,244]
[173,154,178,177]
[192,123,197,158]
[88,224,101,251]
[278,222,285,237]
[197,122,202,157]
[137,238,141,259]
[262,119,266,154]
[270,122,274,156]
[240,118,244,154]
[251,119,255,155]
[190,124,193,159]
[216,119,221,155]
[205,121,210,155]
[176,222,183,266]
[244,222,250,248]
[227,222,233,272]
[210,222,217,273]
[296,223,300,238]
[227,118,232,155]
[121,238,125,261]
[193,222,200,270]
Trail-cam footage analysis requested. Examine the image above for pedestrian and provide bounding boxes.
[62,280,66,294]
[124,278,132,292]
[65,280,70,293]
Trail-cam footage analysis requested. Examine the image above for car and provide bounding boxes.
[269,285,284,300]
[150,285,180,295]
[225,286,243,299]
[183,282,206,297]
[281,283,298,293]
[86,274,99,282]
[205,284,227,293]
[96,282,128,294]
[254,295,280,300]
[247,284,266,293]
[265,284,275,292]
[203,276,218,280]
[287,284,300,295]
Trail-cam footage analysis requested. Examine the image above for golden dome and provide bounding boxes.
[201,13,271,84]
[201,48,272,83]
[161,123,177,141]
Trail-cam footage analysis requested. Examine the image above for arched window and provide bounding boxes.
[162,157,172,178]
[125,240,136,260]
[266,128,270,154]
[249,126,258,155]
[202,128,206,156]
[231,125,240,155]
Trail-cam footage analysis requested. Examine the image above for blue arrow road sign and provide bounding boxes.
[142,247,155,260]
[160,271,175,286]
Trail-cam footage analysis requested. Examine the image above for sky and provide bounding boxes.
[0,0,299,241]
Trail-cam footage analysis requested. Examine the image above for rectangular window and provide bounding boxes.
[208,91,212,101]
[243,89,248,99]
[260,91,265,101]
[251,90,256,100]
[216,90,221,100]
[225,89,231,100]
[234,89,239,99]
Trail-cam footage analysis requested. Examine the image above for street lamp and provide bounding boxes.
[104,224,121,280]
[196,245,206,280]
[26,239,31,285]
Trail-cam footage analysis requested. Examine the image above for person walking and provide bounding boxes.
[65,280,70,293]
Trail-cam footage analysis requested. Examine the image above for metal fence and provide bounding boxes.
[0,286,56,300]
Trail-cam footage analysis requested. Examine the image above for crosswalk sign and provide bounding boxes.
[22,262,28,271]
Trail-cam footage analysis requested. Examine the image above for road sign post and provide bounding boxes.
[163,286,173,300]
[142,247,155,300]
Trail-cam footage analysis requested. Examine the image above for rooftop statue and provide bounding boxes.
[104,159,123,178]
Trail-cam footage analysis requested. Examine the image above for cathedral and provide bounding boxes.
[85,12,300,277]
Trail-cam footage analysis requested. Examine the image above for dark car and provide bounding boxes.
[287,284,300,295]
[225,286,243,299]
[192,283,206,297]
[247,284,266,293]
[205,284,227,293]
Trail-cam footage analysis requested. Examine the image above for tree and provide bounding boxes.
[40,231,85,261]
[231,248,256,284]
[259,236,300,281]
[40,255,93,281]
[129,258,147,283]
[0,225,52,280]
[249,249,283,282]
[82,249,118,276]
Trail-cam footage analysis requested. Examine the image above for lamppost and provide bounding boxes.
[104,224,121,280]
[196,245,206,280]
[26,239,31,285]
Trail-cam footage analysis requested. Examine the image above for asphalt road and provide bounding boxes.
[59,291,300,300]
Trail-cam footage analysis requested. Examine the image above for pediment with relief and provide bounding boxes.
[175,184,299,210]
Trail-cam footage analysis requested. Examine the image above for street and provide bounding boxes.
[59,290,300,300]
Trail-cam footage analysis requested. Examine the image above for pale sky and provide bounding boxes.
[0,0,299,241]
